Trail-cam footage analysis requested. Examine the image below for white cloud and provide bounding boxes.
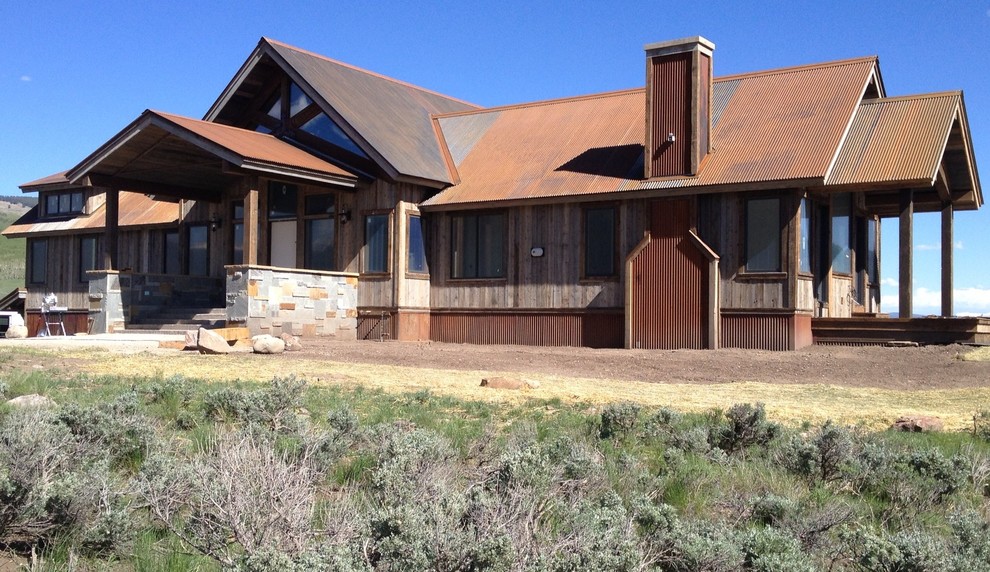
[916,243,938,251]
[886,286,990,315]
[881,277,898,288]
[19,75,31,82]
[955,240,964,250]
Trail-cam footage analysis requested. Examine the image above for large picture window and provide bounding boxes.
[304,193,336,271]
[407,215,427,274]
[451,213,505,279]
[831,193,851,275]
[745,197,781,272]
[364,213,389,274]
[163,230,180,275]
[799,198,811,274]
[584,206,616,278]
[188,225,209,277]
[79,236,98,282]
[232,200,244,265]
[29,239,47,284]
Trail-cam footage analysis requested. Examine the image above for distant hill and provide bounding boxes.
[0,209,25,295]
[0,196,35,213]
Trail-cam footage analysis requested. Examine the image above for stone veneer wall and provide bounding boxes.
[225,265,358,338]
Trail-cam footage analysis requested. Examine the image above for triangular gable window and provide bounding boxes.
[301,113,368,158]
[290,82,312,117]
[266,98,281,119]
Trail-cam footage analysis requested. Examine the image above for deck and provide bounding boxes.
[812,316,990,346]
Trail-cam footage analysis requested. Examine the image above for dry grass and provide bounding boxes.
[70,350,990,432]
[960,346,990,362]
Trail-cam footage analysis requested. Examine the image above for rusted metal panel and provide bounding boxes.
[628,199,707,349]
[425,57,878,208]
[429,311,623,348]
[827,92,960,186]
[721,313,793,350]
[3,192,179,238]
[648,52,691,177]
[699,52,711,158]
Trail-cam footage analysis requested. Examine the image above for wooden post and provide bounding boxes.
[898,190,913,318]
[104,188,119,270]
[243,186,259,266]
[941,202,953,317]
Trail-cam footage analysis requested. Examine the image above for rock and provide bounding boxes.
[280,332,303,351]
[253,334,285,354]
[525,380,541,389]
[480,377,525,390]
[5,325,28,339]
[184,329,200,349]
[892,415,944,432]
[197,327,231,354]
[7,394,57,408]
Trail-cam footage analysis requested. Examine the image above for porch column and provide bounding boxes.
[941,202,953,317]
[898,190,913,318]
[103,188,119,270]
[243,186,259,265]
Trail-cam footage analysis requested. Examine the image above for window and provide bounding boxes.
[799,198,811,273]
[300,113,368,157]
[163,230,180,275]
[584,206,616,278]
[188,225,209,277]
[364,214,390,273]
[43,191,83,217]
[451,213,505,279]
[866,218,878,285]
[29,239,47,284]
[407,215,427,274]
[232,200,244,265]
[745,197,781,272]
[79,236,98,282]
[268,182,298,219]
[304,194,336,271]
[831,193,851,274]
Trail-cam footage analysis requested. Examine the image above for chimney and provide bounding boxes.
[644,36,714,178]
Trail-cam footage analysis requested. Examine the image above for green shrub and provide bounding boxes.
[741,527,816,572]
[56,392,155,467]
[202,376,305,433]
[599,402,640,439]
[713,403,780,454]
[780,421,855,484]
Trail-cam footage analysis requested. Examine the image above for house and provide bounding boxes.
[4,36,983,349]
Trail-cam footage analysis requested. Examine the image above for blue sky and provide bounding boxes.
[2,1,989,315]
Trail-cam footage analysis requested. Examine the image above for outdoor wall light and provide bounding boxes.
[209,214,222,232]
[338,209,352,224]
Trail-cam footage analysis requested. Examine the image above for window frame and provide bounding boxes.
[831,192,853,276]
[406,212,429,277]
[362,210,392,276]
[743,196,784,274]
[79,235,99,283]
[302,191,337,272]
[581,204,619,280]
[449,211,506,281]
[28,238,47,285]
[42,191,84,218]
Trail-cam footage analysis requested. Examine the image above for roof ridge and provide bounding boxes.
[860,90,962,104]
[262,37,481,109]
[434,87,644,119]
[715,55,878,82]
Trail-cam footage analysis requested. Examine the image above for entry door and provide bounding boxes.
[628,199,708,349]
[270,220,297,268]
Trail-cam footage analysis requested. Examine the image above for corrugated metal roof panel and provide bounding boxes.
[267,40,478,184]
[2,192,179,237]
[425,57,878,207]
[827,92,960,186]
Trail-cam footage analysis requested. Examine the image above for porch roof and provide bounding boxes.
[64,110,359,199]
[2,191,180,238]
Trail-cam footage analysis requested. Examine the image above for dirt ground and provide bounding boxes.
[281,339,989,391]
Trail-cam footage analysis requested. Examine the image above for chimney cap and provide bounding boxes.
[645,36,715,58]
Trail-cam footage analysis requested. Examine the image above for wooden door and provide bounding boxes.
[628,199,708,349]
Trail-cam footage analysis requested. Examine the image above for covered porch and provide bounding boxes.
[64,109,363,337]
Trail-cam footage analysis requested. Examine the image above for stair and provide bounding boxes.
[125,306,227,335]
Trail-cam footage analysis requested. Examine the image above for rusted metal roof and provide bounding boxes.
[424,57,880,208]
[208,38,479,185]
[2,192,179,238]
[67,110,358,191]
[20,171,76,191]
[826,92,982,210]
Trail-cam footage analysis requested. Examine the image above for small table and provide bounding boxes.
[41,306,68,336]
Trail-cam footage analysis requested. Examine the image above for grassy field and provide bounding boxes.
[0,210,25,295]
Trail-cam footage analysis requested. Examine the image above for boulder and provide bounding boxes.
[280,332,303,351]
[253,334,285,354]
[480,377,525,390]
[7,394,56,408]
[184,329,200,349]
[197,327,231,354]
[5,325,28,339]
[892,415,944,433]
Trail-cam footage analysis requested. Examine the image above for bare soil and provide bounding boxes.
[281,339,990,391]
